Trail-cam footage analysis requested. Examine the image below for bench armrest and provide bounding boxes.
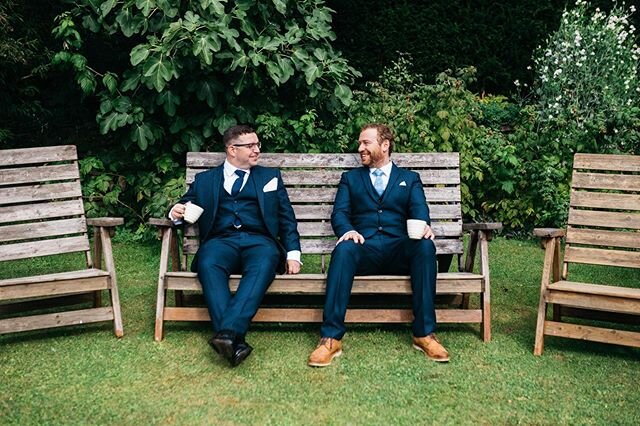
[86,217,124,227]
[148,218,173,227]
[533,228,565,239]
[462,222,503,232]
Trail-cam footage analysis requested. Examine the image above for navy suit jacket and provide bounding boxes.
[179,164,301,273]
[331,163,430,239]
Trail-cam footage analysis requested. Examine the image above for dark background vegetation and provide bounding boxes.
[1,0,638,234]
[0,0,599,147]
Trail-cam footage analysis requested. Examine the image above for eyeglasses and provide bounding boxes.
[232,142,261,150]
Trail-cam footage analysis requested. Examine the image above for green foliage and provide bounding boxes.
[48,0,360,230]
[52,0,360,153]
[0,1,53,144]
[532,0,640,153]
[78,149,185,239]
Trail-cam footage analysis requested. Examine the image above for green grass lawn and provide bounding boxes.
[1,238,639,425]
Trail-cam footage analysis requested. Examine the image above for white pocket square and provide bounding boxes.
[263,177,278,192]
[399,181,407,186]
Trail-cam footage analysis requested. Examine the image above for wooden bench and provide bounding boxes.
[151,153,501,342]
[533,153,640,355]
[0,145,124,337]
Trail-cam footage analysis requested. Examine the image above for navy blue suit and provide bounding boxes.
[179,164,300,336]
[322,163,438,339]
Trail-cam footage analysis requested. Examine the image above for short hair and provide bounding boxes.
[361,123,394,155]
[223,124,256,147]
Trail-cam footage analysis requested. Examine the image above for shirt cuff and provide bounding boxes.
[340,230,357,239]
[287,250,302,264]
[168,208,183,225]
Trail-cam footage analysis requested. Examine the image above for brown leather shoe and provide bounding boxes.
[413,334,450,362]
[308,337,342,367]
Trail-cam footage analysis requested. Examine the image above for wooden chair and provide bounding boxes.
[533,153,640,355]
[0,146,124,337]
[151,152,501,342]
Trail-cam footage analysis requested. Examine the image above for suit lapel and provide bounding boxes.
[210,165,223,216]
[381,163,401,202]
[359,167,379,202]
[251,167,266,217]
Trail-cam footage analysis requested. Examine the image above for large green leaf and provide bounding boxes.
[156,90,181,116]
[143,57,173,92]
[135,0,155,17]
[303,62,321,85]
[196,81,220,107]
[214,114,237,134]
[130,44,150,66]
[100,0,117,17]
[102,72,118,94]
[272,0,287,14]
[131,123,154,150]
[116,7,141,37]
[334,84,352,106]
[276,56,294,83]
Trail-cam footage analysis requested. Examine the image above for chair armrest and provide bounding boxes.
[148,218,173,227]
[462,222,503,232]
[533,228,565,239]
[86,217,124,227]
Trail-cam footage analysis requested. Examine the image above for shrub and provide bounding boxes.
[532,0,640,153]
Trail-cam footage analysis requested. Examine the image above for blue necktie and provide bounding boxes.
[231,169,246,196]
[372,169,385,197]
[231,169,246,228]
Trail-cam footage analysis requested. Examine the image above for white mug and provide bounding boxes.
[406,219,427,239]
[183,202,204,224]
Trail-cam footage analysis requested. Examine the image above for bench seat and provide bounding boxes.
[152,152,501,341]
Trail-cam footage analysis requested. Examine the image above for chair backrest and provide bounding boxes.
[565,153,640,273]
[181,152,463,268]
[0,146,91,265]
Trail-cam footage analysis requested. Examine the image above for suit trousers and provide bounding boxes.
[321,233,437,339]
[196,232,280,336]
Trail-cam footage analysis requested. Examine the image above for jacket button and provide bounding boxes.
[378,209,382,213]
[378,226,383,231]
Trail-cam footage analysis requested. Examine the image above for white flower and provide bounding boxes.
[553,69,563,77]
[514,80,520,87]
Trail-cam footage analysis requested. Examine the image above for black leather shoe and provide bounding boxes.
[209,330,235,361]
[230,341,253,367]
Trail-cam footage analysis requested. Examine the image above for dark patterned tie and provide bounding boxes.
[232,169,246,228]
[231,169,246,196]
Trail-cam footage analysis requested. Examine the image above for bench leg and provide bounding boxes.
[155,228,172,342]
[534,237,557,355]
[100,227,123,338]
[155,285,166,342]
[479,233,491,342]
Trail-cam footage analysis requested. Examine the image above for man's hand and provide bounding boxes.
[337,230,365,245]
[286,259,301,274]
[423,224,435,240]
[170,203,186,221]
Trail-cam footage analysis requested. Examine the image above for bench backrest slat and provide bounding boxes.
[565,153,640,270]
[0,146,90,263]
[182,152,463,259]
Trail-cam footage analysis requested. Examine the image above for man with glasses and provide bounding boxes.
[170,124,301,367]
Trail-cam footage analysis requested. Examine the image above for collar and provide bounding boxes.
[370,161,393,176]
[224,159,251,178]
